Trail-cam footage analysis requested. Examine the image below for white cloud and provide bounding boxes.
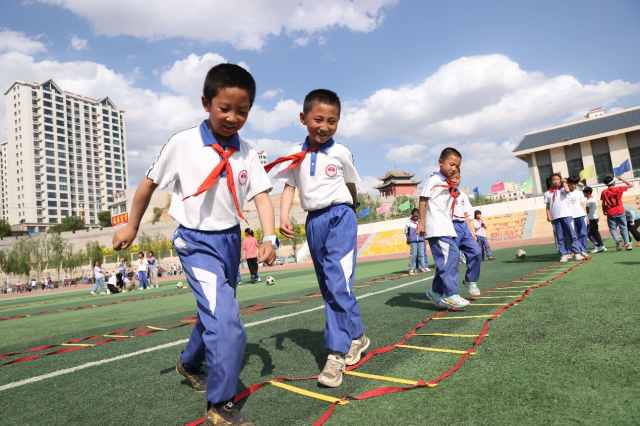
[244,138,297,158]
[37,0,398,50]
[385,144,430,163]
[70,34,88,50]
[261,88,284,99]
[248,99,303,133]
[0,28,46,54]
[341,54,640,143]
[356,175,382,197]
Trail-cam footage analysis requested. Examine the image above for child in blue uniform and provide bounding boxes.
[418,148,469,309]
[113,64,277,426]
[544,173,583,262]
[451,171,482,297]
[268,89,368,388]
[405,208,428,275]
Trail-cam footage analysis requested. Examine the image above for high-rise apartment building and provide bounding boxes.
[1,141,8,221]
[3,79,129,225]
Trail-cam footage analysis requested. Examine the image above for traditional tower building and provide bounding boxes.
[373,170,422,197]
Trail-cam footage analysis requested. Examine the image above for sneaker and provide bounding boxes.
[99,292,106,296]
[462,279,480,297]
[408,270,415,276]
[90,291,96,296]
[420,268,431,273]
[176,359,207,393]
[626,243,633,251]
[487,257,496,261]
[237,281,242,286]
[560,255,569,262]
[441,293,470,308]
[637,241,640,247]
[106,289,111,295]
[580,251,588,258]
[597,246,607,253]
[616,239,623,251]
[426,290,449,309]
[205,401,254,426]
[574,254,584,261]
[345,334,370,366]
[318,352,346,388]
[590,247,600,254]
[156,285,159,288]
[257,278,261,282]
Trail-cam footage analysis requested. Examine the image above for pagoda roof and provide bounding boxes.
[377,170,416,180]
[373,179,422,190]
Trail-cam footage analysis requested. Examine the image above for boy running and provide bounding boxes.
[583,186,606,253]
[113,64,276,426]
[601,175,633,251]
[451,171,482,297]
[268,89,368,388]
[417,147,469,309]
[566,176,589,257]
[544,173,583,262]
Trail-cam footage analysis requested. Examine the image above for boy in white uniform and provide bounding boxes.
[269,89,368,389]
[544,173,583,262]
[583,186,605,253]
[565,176,589,257]
[112,64,276,426]
[418,148,469,309]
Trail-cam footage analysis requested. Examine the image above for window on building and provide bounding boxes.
[630,146,640,178]
[48,201,57,207]
[48,209,58,216]
[49,218,58,224]
[566,158,585,183]
[593,152,613,184]
[537,164,553,190]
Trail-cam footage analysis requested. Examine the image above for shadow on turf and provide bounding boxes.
[385,292,440,312]
[501,253,562,263]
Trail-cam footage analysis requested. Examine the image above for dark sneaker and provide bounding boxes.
[205,401,254,426]
[345,334,370,365]
[616,239,623,251]
[176,359,207,393]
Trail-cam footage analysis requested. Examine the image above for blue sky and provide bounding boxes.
[1,0,639,195]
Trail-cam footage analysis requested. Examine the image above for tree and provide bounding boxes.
[49,233,73,281]
[48,216,84,234]
[0,219,12,238]
[98,211,112,228]
[28,235,51,281]
[287,217,306,262]
[355,194,382,224]
[5,239,31,283]
[62,248,85,280]
[86,241,104,266]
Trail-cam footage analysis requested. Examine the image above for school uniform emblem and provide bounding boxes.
[238,170,248,185]
[325,164,337,177]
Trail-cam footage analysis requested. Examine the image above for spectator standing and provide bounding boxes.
[473,211,495,261]
[404,208,429,275]
[242,228,261,283]
[137,252,150,290]
[584,186,606,253]
[148,251,159,288]
[91,261,106,296]
[601,175,633,251]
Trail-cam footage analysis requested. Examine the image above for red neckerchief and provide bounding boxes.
[433,177,459,216]
[182,144,248,224]
[587,195,593,199]
[547,186,561,203]
[264,148,318,174]
[476,218,486,228]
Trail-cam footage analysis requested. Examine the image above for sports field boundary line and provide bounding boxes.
[0,275,434,393]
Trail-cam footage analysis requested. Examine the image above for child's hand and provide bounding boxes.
[113,225,137,250]
[417,222,425,236]
[547,215,552,222]
[257,242,276,266]
[279,218,295,239]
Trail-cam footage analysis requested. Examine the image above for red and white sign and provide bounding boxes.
[325,164,337,177]
[111,212,129,227]
[238,170,248,185]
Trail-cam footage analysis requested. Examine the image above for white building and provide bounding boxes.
[3,79,129,225]
[487,180,530,201]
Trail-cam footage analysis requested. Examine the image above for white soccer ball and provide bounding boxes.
[176,282,184,289]
[516,250,527,260]
[266,276,275,286]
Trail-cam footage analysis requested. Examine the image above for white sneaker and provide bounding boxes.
[590,247,599,253]
[441,293,470,308]
[580,252,588,257]
[574,254,584,261]
[90,291,96,296]
[597,246,607,253]
[99,292,106,296]
[156,285,159,288]
[559,255,569,262]
[626,243,633,251]
[106,289,111,295]
[462,279,481,297]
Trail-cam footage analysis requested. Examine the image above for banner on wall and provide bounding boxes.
[111,212,129,227]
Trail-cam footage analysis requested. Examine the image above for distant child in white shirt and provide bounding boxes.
[136,252,150,290]
[544,173,583,262]
[404,208,429,275]
[418,147,468,309]
[565,176,589,257]
[582,186,605,253]
[473,211,495,261]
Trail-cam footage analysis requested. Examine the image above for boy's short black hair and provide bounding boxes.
[439,147,462,162]
[474,210,481,218]
[303,89,341,116]
[411,208,419,215]
[203,63,256,107]
[244,228,252,234]
[138,252,144,256]
[567,176,581,184]
[583,186,593,194]
[603,176,615,186]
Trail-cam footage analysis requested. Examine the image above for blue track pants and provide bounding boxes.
[137,271,149,289]
[552,217,580,255]
[174,225,245,405]
[307,204,365,354]
[573,216,588,253]
[427,236,460,295]
[453,221,482,282]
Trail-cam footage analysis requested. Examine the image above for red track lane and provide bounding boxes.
[184,260,589,426]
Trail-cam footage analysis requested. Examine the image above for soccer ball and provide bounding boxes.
[266,276,275,286]
[176,282,184,289]
[516,250,527,260]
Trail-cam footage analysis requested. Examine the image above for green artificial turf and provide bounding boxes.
[0,240,638,425]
